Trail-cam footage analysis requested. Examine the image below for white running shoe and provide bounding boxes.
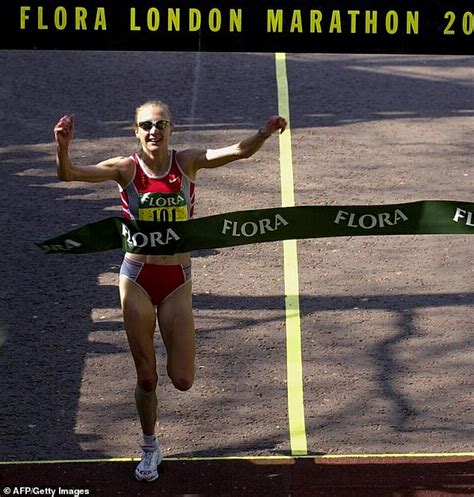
[135,445,163,481]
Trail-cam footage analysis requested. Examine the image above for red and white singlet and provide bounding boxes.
[119,150,195,222]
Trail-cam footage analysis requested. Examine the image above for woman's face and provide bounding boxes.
[135,105,173,153]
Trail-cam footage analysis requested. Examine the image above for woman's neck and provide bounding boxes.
[139,147,170,175]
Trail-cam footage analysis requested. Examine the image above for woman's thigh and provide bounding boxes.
[157,282,195,388]
[119,276,158,374]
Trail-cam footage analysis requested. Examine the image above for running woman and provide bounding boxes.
[53,101,286,481]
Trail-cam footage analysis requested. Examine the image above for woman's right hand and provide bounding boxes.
[54,115,74,148]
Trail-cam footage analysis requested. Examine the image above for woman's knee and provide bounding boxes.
[169,371,194,391]
[137,371,158,392]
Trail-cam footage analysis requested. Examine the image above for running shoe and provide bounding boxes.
[135,445,162,481]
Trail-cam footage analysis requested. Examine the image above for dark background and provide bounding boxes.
[3,0,473,54]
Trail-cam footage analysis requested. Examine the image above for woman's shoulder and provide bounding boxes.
[99,154,136,168]
[99,155,136,187]
[175,148,204,179]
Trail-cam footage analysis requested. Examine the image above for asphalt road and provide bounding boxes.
[0,52,472,495]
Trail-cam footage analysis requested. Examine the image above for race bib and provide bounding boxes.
[138,192,188,222]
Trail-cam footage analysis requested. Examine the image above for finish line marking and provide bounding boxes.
[1,453,473,465]
[275,51,308,457]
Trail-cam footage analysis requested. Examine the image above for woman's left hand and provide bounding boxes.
[260,116,287,137]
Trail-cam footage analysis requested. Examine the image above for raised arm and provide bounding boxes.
[54,115,132,184]
[179,116,287,178]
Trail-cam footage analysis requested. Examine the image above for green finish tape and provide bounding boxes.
[37,201,474,255]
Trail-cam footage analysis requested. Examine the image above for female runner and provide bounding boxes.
[54,101,286,481]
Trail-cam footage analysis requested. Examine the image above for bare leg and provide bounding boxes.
[120,277,158,436]
[158,281,196,391]
[134,387,157,436]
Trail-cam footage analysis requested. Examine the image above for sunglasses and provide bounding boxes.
[137,119,172,131]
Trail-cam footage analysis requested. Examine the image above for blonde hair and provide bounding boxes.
[134,100,173,127]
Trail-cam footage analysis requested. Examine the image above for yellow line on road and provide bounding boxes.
[1,452,472,465]
[275,52,308,457]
